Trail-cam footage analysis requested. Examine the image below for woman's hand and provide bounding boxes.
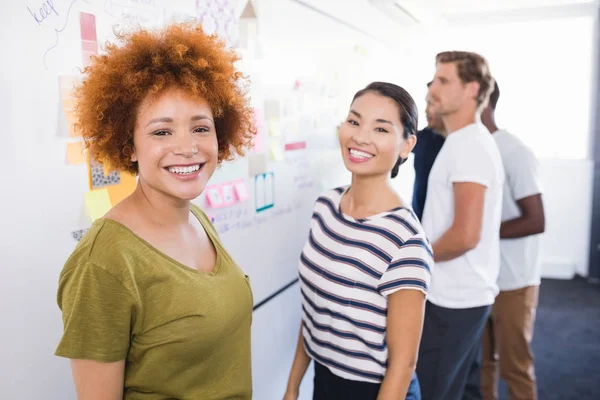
[284,323,311,400]
[282,388,299,400]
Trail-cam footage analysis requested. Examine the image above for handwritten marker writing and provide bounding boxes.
[28,0,59,26]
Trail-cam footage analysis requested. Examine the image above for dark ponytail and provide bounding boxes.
[352,82,418,178]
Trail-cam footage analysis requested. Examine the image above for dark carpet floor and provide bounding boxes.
[497,277,600,400]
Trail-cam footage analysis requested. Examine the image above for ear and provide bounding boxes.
[400,135,417,158]
[466,81,480,101]
[130,146,137,163]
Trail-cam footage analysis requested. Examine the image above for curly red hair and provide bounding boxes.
[75,23,255,173]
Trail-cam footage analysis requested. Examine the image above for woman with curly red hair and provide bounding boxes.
[55,24,255,399]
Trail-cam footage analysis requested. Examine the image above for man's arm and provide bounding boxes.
[431,182,486,262]
[500,194,545,239]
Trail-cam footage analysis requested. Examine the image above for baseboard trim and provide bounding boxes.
[542,261,576,280]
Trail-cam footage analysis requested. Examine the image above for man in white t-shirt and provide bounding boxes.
[480,81,545,400]
[416,51,504,400]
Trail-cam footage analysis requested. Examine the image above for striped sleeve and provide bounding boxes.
[378,236,433,297]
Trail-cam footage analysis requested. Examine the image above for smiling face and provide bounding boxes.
[131,87,219,202]
[338,91,415,179]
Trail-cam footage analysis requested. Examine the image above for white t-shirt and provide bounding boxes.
[493,129,544,291]
[422,123,504,309]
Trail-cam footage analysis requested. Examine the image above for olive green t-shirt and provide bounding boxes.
[55,206,253,399]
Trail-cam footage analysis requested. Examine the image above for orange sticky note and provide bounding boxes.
[84,188,112,221]
[107,172,137,206]
[66,142,86,165]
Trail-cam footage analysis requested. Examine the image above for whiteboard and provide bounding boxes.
[0,0,412,398]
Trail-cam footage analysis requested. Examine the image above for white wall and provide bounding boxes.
[390,14,597,279]
[0,2,596,399]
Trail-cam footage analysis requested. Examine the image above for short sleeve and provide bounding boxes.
[449,142,495,188]
[507,147,543,200]
[55,262,135,362]
[378,236,433,297]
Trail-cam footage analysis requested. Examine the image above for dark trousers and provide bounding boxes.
[416,301,491,400]
[313,361,422,400]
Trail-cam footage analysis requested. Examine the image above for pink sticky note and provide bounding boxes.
[205,185,225,208]
[220,182,236,206]
[80,13,97,42]
[234,180,249,202]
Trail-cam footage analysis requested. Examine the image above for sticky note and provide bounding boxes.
[264,99,281,120]
[66,142,86,165]
[84,188,112,221]
[269,140,284,161]
[107,172,137,206]
[205,185,225,208]
[284,141,307,151]
[80,13,97,41]
[234,180,249,202]
[58,76,80,137]
[268,117,281,137]
[250,109,266,153]
[80,13,98,68]
[248,153,268,176]
[220,182,236,206]
[88,158,121,190]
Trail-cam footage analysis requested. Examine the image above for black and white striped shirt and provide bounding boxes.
[299,187,433,383]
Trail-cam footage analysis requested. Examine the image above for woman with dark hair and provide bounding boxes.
[284,82,433,399]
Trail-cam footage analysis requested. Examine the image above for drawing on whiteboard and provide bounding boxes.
[255,172,274,213]
[28,0,59,26]
[213,198,303,236]
[104,0,162,29]
[42,0,89,69]
[196,0,237,47]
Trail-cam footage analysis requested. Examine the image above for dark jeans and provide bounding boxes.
[416,301,491,400]
[313,361,421,399]
[407,372,422,400]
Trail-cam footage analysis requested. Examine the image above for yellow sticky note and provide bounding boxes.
[108,172,137,206]
[269,140,284,161]
[84,188,112,221]
[66,142,86,165]
[268,117,281,137]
